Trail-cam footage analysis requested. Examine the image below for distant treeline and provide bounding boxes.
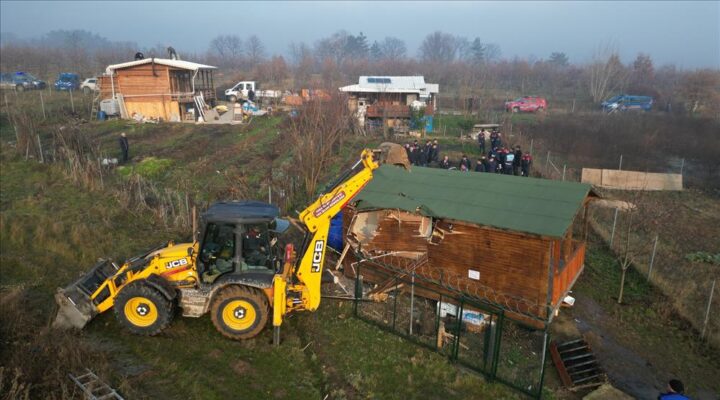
[1,29,718,115]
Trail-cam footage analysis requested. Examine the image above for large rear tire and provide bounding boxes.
[114,282,174,336]
[210,286,269,340]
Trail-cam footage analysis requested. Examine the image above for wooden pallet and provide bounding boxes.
[550,337,606,390]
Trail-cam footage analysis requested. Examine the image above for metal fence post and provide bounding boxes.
[562,164,566,181]
[680,158,685,176]
[69,89,75,113]
[618,154,623,171]
[409,272,415,335]
[452,299,464,361]
[529,138,534,155]
[647,235,659,280]
[545,151,551,175]
[609,208,619,247]
[702,279,716,340]
[435,294,443,350]
[536,330,551,399]
[392,278,398,331]
[353,264,362,316]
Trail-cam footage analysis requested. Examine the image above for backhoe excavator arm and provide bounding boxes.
[272,149,379,343]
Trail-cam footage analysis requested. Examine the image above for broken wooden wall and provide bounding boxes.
[342,206,555,326]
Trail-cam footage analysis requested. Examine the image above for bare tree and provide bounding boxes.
[419,31,458,63]
[379,36,407,60]
[287,94,352,198]
[589,43,629,102]
[208,34,243,67]
[245,35,265,66]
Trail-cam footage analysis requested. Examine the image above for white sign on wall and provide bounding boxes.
[468,269,480,280]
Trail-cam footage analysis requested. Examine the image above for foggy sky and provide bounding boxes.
[1,1,718,68]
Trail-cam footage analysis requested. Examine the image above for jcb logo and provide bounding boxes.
[165,258,188,269]
[311,240,324,273]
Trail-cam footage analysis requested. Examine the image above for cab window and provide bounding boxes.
[200,222,236,279]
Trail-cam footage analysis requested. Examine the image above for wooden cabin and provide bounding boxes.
[341,165,597,328]
[98,58,216,121]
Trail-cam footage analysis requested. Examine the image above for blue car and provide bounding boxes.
[0,72,46,91]
[601,94,653,113]
[54,73,81,91]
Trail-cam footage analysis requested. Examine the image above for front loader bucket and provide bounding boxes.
[377,142,411,170]
[53,260,118,330]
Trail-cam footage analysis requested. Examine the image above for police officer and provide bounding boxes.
[521,152,533,177]
[513,146,522,176]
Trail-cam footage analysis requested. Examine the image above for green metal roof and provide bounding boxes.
[353,165,594,238]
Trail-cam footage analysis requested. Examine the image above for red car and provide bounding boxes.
[505,96,547,113]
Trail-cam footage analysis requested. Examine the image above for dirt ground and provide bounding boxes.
[549,241,720,400]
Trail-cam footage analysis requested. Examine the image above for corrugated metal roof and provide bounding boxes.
[105,58,216,74]
[340,76,439,94]
[353,165,594,238]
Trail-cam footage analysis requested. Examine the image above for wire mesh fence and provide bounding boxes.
[351,260,549,399]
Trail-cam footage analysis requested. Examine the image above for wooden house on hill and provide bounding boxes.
[98,58,216,121]
[342,165,597,328]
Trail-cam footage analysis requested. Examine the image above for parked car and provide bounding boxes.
[505,96,547,113]
[601,94,653,113]
[80,77,98,94]
[0,72,46,91]
[54,73,81,91]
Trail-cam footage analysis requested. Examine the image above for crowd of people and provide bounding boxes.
[402,127,533,177]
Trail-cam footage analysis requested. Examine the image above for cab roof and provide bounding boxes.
[203,201,279,224]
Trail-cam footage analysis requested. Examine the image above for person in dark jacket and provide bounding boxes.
[513,146,522,175]
[431,140,440,164]
[658,379,690,400]
[481,156,490,172]
[521,152,533,177]
[459,154,472,171]
[118,132,129,163]
[474,158,486,172]
[424,140,433,166]
[408,145,418,166]
[439,155,451,169]
[490,129,501,148]
[478,129,486,154]
[416,144,426,166]
[487,156,497,173]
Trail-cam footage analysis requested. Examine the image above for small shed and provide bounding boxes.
[342,165,597,328]
[98,58,216,121]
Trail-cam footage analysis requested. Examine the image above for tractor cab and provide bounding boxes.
[196,201,289,285]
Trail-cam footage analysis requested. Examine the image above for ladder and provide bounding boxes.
[69,369,125,400]
[90,94,101,120]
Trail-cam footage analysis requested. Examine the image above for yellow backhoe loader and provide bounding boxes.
[54,144,409,343]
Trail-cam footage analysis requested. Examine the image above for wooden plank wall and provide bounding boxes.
[342,206,554,322]
[428,220,550,319]
[115,65,172,97]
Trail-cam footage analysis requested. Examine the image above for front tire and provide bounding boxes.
[210,286,269,340]
[114,282,174,336]
[16,85,25,92]
[229,95,238,103]
[512,107,519,113]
